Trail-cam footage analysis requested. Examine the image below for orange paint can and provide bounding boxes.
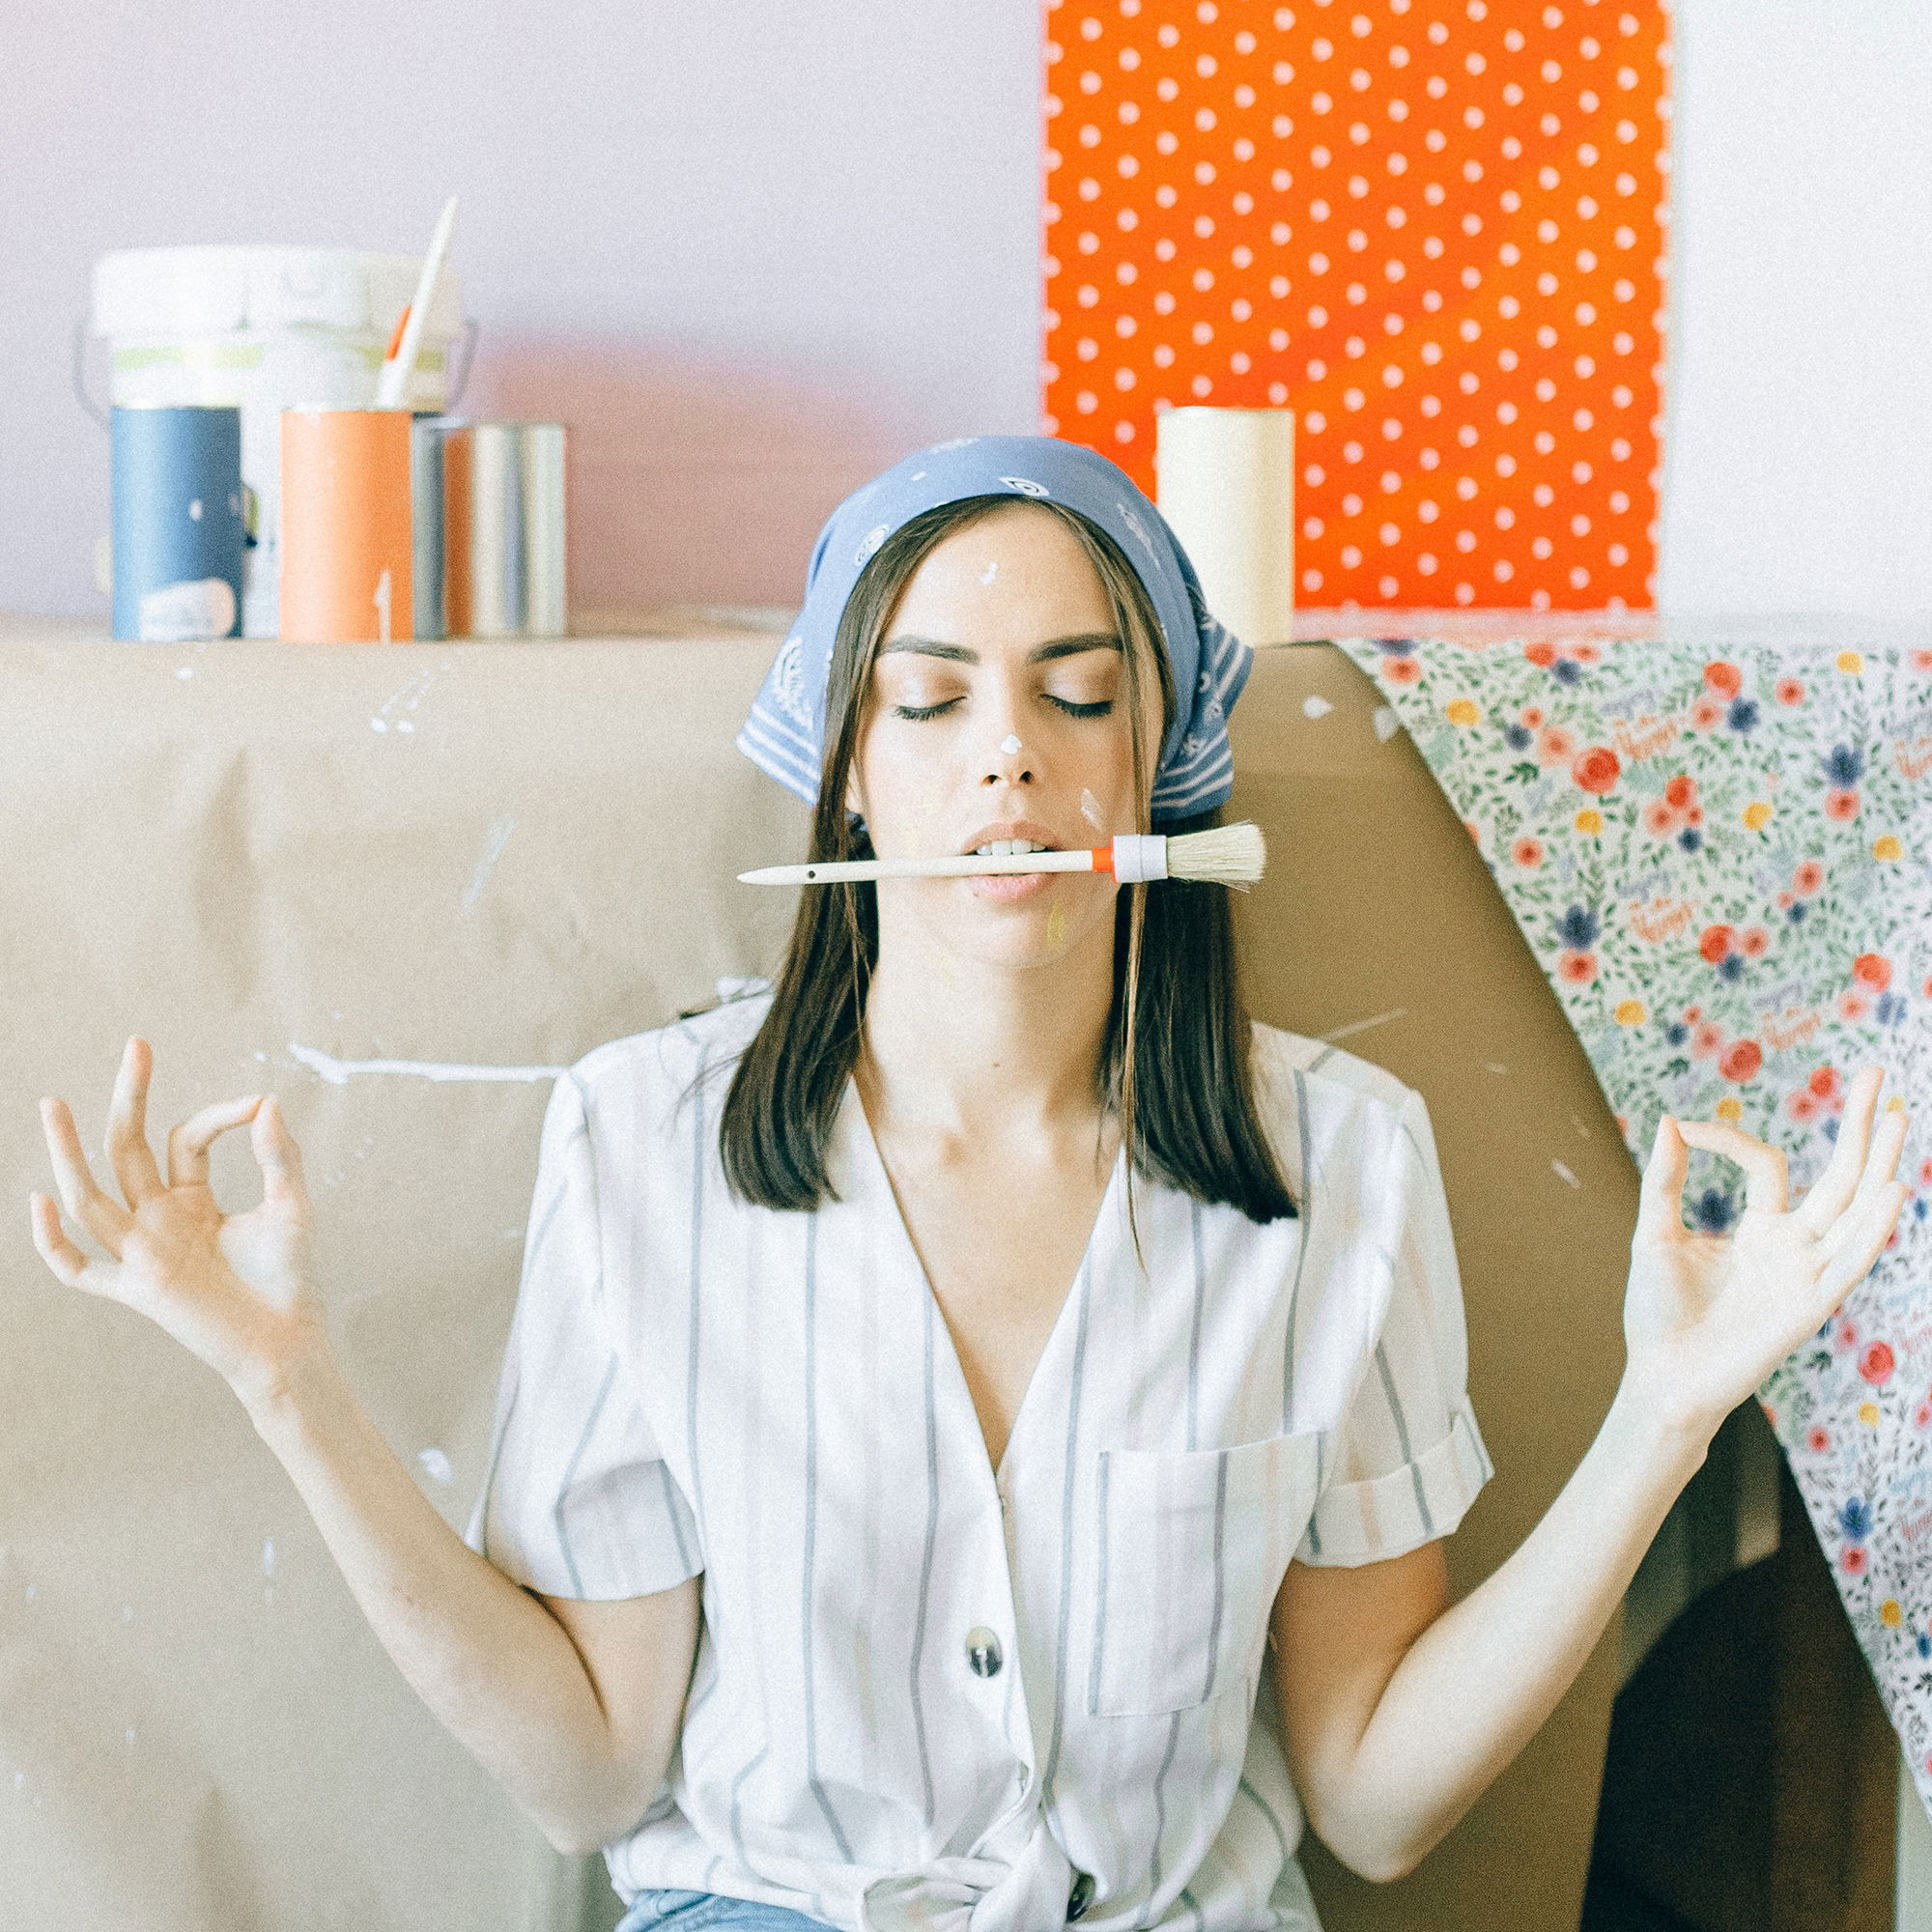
[278,409,414,641]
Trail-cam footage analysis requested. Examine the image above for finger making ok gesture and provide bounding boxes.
[1623,1064,1913,1434]
[28,1036,321,1403]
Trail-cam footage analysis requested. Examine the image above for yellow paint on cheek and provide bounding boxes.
[1046,904,1068,950]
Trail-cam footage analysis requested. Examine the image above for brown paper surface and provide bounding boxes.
[0,630,1628,1931]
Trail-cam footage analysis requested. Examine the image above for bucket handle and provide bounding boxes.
[72,320,109,429]
[445,318,480,409]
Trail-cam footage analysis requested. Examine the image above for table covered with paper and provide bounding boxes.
[0,617,1795,1932]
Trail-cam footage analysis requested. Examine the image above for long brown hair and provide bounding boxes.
[718,495,1294,1223]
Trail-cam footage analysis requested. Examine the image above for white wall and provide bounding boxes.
[0,2,1041,617]
[1661,0,1932,615]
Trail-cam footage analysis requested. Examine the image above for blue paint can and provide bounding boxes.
[110,405,245,641]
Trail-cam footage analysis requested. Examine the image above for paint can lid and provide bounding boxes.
[91,246,466,339]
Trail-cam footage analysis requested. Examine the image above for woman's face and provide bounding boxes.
[847,503,1162,971]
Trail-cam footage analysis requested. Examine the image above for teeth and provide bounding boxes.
[974,839,1050,856]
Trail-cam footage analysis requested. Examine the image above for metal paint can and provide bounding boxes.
[467,423,525,638]
[109,405,245,641]
[518,423,567,638]
[410,415,451,640]
[278,409,413,642]
[436,421,567,638]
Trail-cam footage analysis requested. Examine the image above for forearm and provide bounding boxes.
[242,1333,646,1852]
[1316,1383,1711,1878]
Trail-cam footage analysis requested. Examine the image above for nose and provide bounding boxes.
[982,728,1033,788]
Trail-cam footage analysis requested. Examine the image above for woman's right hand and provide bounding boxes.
[29,1036,323,1406]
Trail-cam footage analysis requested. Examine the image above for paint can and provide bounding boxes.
[519,423,567,638]
[279,409,413,642]
[410,416,451,640]
[109,405,245,641]
[467,423,525,638]
[1154,406,1295,646]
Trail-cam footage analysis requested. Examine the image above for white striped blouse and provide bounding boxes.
[466,995,1492,1932]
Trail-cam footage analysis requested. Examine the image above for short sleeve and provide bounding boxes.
[465,1069,702,1599]
[1297,1087,1494,1568]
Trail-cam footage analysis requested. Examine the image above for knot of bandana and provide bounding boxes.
[735,436,1253,823]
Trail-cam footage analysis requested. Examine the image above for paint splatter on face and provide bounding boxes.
[999,734,1022,756]
[979,560,999,585]
[1080,788,1104,829]
[1046,904,1067,950]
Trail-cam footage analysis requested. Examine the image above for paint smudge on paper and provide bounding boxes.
[1301,695,1334,719]
[1551,1158,1582,1188]
[262,1540,275,1578]
[1485,1062,1509,1075]
[462,815,516,912]
[418,1448,455,1485]
[289,1042,565,1086]
[1373,706,1401,743]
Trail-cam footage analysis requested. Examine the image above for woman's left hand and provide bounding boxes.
[1622,1065,1912,1436]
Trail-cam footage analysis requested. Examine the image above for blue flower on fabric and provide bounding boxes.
[1506,724,1533,750]
[1556,904,1601,950]
[1840,1496,1872,1544]
[1691,1188,1737,1234]
[1718,953,1746,981]
[1917,1633,1931,1659]
[1664,1022,1690,1046]
[1878,992,1906,1026]
[1552,658,1583,685]
[1823,743,1866,787]
[1787,900,1809,923]
[1679,828,1703,853]
[1823,1116,1840,1142]
[1727,698,1759,732]
[1373,638,1417,657]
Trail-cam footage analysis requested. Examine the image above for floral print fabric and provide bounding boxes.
[1336,632,1932,1815]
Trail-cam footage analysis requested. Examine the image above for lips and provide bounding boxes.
[958,818,1065,857]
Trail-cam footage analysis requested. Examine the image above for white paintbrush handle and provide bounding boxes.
[739,848,1105,886]
[375,196,459,410]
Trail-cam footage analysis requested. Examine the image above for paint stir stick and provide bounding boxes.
[739,822,1265,889]
[374,196,459,411]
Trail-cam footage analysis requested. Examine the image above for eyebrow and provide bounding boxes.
[878,631,1123,665]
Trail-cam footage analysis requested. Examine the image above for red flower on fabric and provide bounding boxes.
[1690,1021,1724,1059]
[1688,696,1724,729]
[1809,1065,1840,1098]
[1794,860,1824,895]
[1703,661,1744,697]
[1807,1426,1832,1452]
[1861,1343,1896,1386]
[1842,1547,1869,1577]
[1557,949,1599,984]
[1512,837,1545,867]
[1571,641,1604,666]
[1825,788,1861,821]
[1775,676,1805,705]
[1719,1039,1763,1083]
[1642,799,1676,836]
[1521,704,1545,727]
[1571,747,1621,795]
[1698,924,1735,963]
[1524,640,1558,668]
[1537,724,1579,765]
[1840,991,1873,1023]
[1913,649,1932,673]
[1788,1090,1820,1122]
[1385,656,1422,684]
[1918,1405,1932,1431]
[1663,774,1696,809]
[1740,926,1770,958]
[1854,952,1892,991]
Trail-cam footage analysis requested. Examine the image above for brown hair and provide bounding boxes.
[718,495,1294,1224]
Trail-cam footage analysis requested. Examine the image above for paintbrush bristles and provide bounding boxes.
[1163,821,1266,889]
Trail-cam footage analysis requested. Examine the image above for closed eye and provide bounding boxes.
[889,699,1121,723]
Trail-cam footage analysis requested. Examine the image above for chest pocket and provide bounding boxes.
[1088,1431,1322,1719]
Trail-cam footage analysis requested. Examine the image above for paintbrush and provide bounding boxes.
[374,196,459,411]
[739,822,1265,889]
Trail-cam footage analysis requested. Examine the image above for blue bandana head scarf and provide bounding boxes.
[735,435,1253,824]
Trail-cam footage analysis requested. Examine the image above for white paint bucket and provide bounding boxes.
[89,246,469,639]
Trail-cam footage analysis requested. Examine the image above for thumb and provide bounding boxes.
[1635,1112,1689,1237]
[251,1095,309,1210]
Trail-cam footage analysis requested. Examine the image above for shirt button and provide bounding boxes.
[966,1627,1003,1677]
[1066,1871,1094,1921]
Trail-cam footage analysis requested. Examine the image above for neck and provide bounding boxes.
[857,898,1120,1144]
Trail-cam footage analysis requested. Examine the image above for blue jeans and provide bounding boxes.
[616,1889,834,1932]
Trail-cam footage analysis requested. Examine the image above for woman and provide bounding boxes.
[30,437,1910,1932]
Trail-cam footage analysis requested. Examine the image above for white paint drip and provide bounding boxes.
[288,1042,565,1086]
[176,666,194,680]
[1080,788,1104,829]
[979,560,999,584]
[1319,1007,1408,1043]
[1551,1158,1582,1188]
[999,734,1023,756]
[262,1539,275,1578]
[418,1447,455,1484]
[1485,1062,1510,1074]
[1373,705,1402,742]
[462,815,516,912]
[1301,694,1334,718]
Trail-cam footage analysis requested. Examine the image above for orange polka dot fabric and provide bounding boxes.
[1042,0,1670,611]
